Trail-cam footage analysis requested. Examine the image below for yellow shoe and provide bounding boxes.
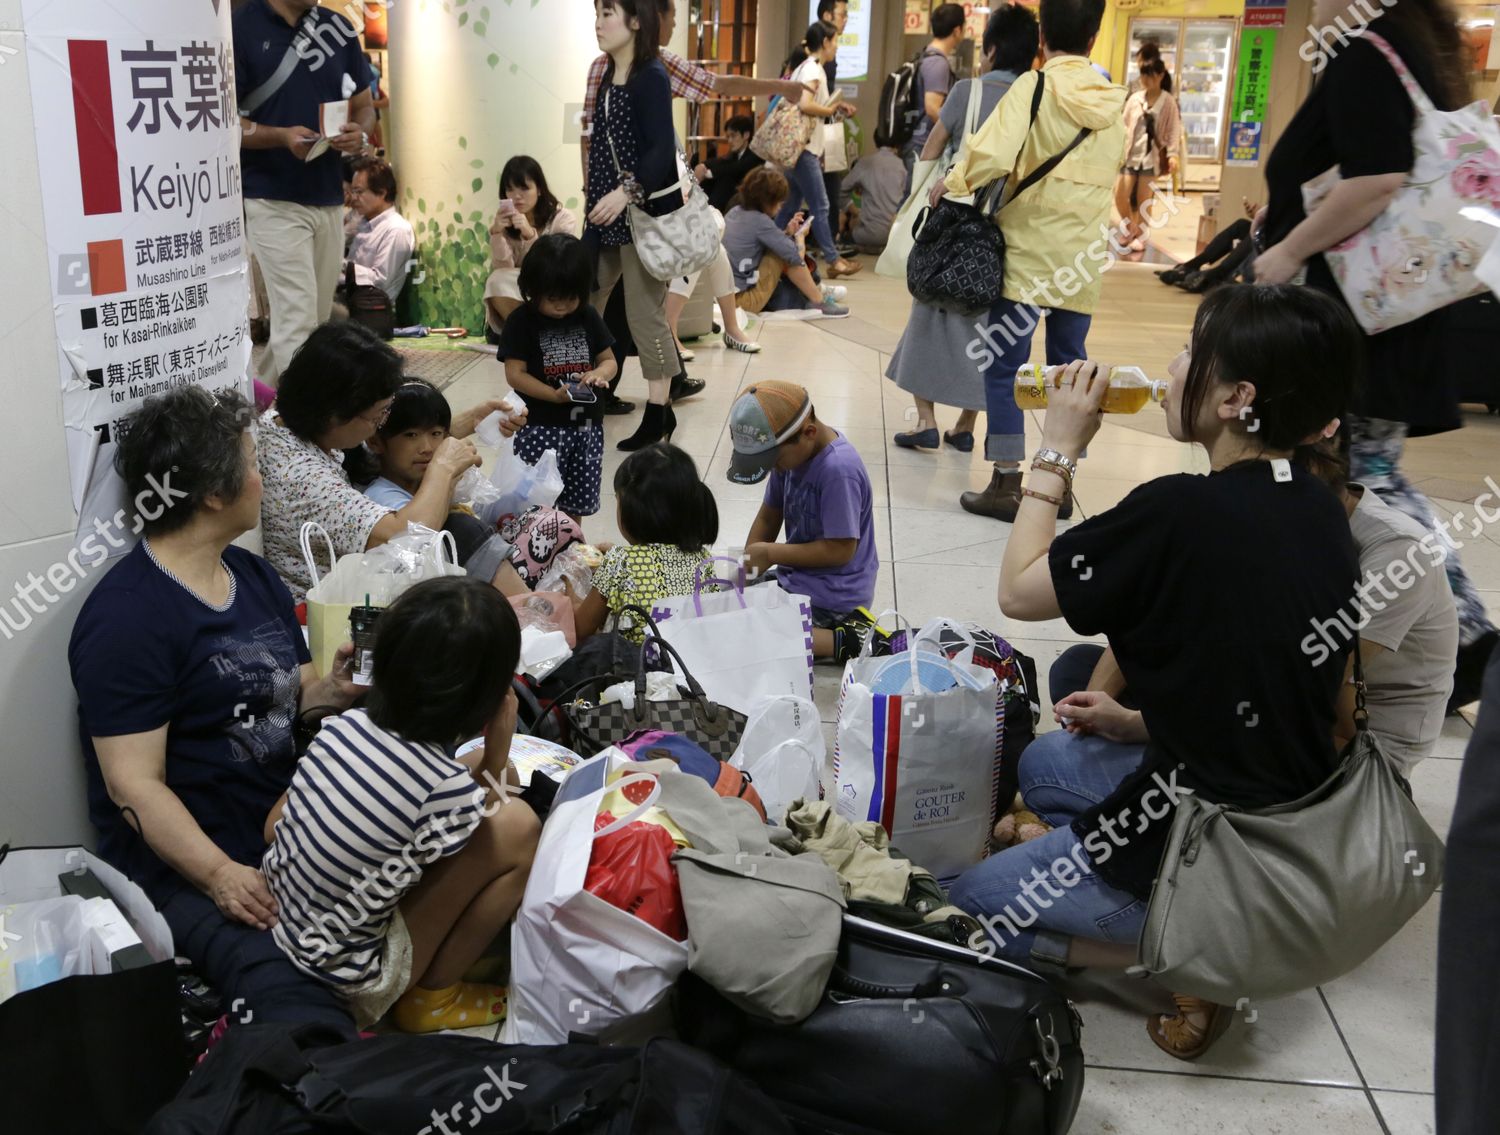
[392,982,508,1034]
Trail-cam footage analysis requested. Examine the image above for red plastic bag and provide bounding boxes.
[584,811,687,941]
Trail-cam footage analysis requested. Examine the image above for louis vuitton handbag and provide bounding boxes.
[550,606,747,760]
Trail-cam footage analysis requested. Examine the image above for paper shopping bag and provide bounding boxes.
[833,649,1002,884]
[501,753,690,1045]
[649,560,814,715]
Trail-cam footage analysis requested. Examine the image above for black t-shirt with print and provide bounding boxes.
[1048,460,1359,898]
[496,304,615,428]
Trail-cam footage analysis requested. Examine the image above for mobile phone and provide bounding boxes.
[497,198,518,216]
[796,215,813,236]
[564,381,599,404]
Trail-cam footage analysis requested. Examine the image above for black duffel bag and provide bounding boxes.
[906,72,1090,316]
[146,1023,796,1135]
[677,915,1085,1135]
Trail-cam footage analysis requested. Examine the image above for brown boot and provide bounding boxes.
[959,469,1023,521]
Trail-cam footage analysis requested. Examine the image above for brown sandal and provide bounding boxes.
[1146,994,1231,1061]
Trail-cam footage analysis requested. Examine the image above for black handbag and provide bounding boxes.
[145,1024,796,1134]
[677,915,1086,1135]
[906,74,1091,315]
[536,606,747,760]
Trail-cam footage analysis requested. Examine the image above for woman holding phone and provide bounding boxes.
[775,21,861,278]
[484,156,579,341]
[584,0,682,451]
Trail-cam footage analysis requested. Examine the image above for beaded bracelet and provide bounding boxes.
[1030,458,1074,485]
[1022,486,1065,507]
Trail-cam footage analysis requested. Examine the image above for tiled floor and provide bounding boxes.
[436,259,1492,1134]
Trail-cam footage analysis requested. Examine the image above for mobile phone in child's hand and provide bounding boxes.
[564,381,599,404]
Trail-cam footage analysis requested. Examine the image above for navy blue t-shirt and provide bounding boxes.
[69,543,311,906]
[234,0,372,206]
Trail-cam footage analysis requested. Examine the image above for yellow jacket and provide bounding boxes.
[945,56,1126,315]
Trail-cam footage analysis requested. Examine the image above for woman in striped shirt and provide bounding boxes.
[262,577,540,1032]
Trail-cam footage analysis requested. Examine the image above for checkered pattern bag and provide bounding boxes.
[560,608,747,760]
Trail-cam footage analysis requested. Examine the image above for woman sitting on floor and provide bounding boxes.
[256,321,523,603]
[949,284,1363,1061]
[69,386,364,1035]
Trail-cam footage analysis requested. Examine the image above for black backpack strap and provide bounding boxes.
[1005,71,1092,205]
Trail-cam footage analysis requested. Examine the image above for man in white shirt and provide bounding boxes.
[346,157,415,304]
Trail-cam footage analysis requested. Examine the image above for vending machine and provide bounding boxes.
[1125,16,1239,191]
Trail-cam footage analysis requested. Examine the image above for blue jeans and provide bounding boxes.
[948,727,1147,968]
[978,300,1093,463]
[776,150,839,264]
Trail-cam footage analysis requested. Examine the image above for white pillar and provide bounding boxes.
[0,0,248,846]
[388,0,683,328]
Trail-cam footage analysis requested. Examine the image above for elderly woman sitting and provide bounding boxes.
[69,386,363,1031]
[256,321,528,602]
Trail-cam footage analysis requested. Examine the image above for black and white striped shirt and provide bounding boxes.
[264,709,486,987]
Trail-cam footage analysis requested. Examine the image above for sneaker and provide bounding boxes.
[821,285,848,303]
[815,300,850,319]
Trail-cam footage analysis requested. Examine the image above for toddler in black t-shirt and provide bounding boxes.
[497,234,617,520]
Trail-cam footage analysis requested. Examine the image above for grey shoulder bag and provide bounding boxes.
[1134,637,1444,1004]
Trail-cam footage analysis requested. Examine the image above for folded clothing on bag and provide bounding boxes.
[781,799,981,947]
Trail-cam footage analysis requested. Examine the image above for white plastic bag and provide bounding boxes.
[473,392,529,449]
[502,753,690,1045]
[490,436,564,518]
[730,695,823,827]
[0,897,88,1002]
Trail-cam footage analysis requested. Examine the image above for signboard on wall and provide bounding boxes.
[1226,26,1276,166]
[21,0,251,536]
[809,0,873,82]
[1244,0,1287,28]
[904,0,927,34]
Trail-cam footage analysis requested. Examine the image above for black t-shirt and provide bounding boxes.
[496,304,615,428]
[1049,461,1359,898]
[1263,28,1458,433]
[69,544,311,907]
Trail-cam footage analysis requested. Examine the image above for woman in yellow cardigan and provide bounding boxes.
[932,0,1124,522]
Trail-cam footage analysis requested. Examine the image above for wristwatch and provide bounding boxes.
[1032,447,1078,480]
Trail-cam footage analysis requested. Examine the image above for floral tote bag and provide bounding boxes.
[1301,31,1500,334]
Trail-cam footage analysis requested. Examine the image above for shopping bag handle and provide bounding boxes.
[856,608,923,694]
[594,772,663,838]
[691,556,749,615]
[299,522,336,589]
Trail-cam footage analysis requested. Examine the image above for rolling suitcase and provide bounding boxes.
[676,915,1085,1135]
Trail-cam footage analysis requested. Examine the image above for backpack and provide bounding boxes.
[877,49,940,149]
[144,1023,797,1135]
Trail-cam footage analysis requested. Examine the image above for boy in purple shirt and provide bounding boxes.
[730,380,881,661]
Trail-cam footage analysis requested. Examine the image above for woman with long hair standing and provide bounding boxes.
[776,21,862,278]
[1255,0,1496,707]
[1114,58,1179,252]
[584,0,681,451]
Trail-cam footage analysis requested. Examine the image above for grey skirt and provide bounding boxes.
[885,297,988,412]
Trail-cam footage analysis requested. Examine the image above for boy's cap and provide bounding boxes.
[727,381,812,485]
